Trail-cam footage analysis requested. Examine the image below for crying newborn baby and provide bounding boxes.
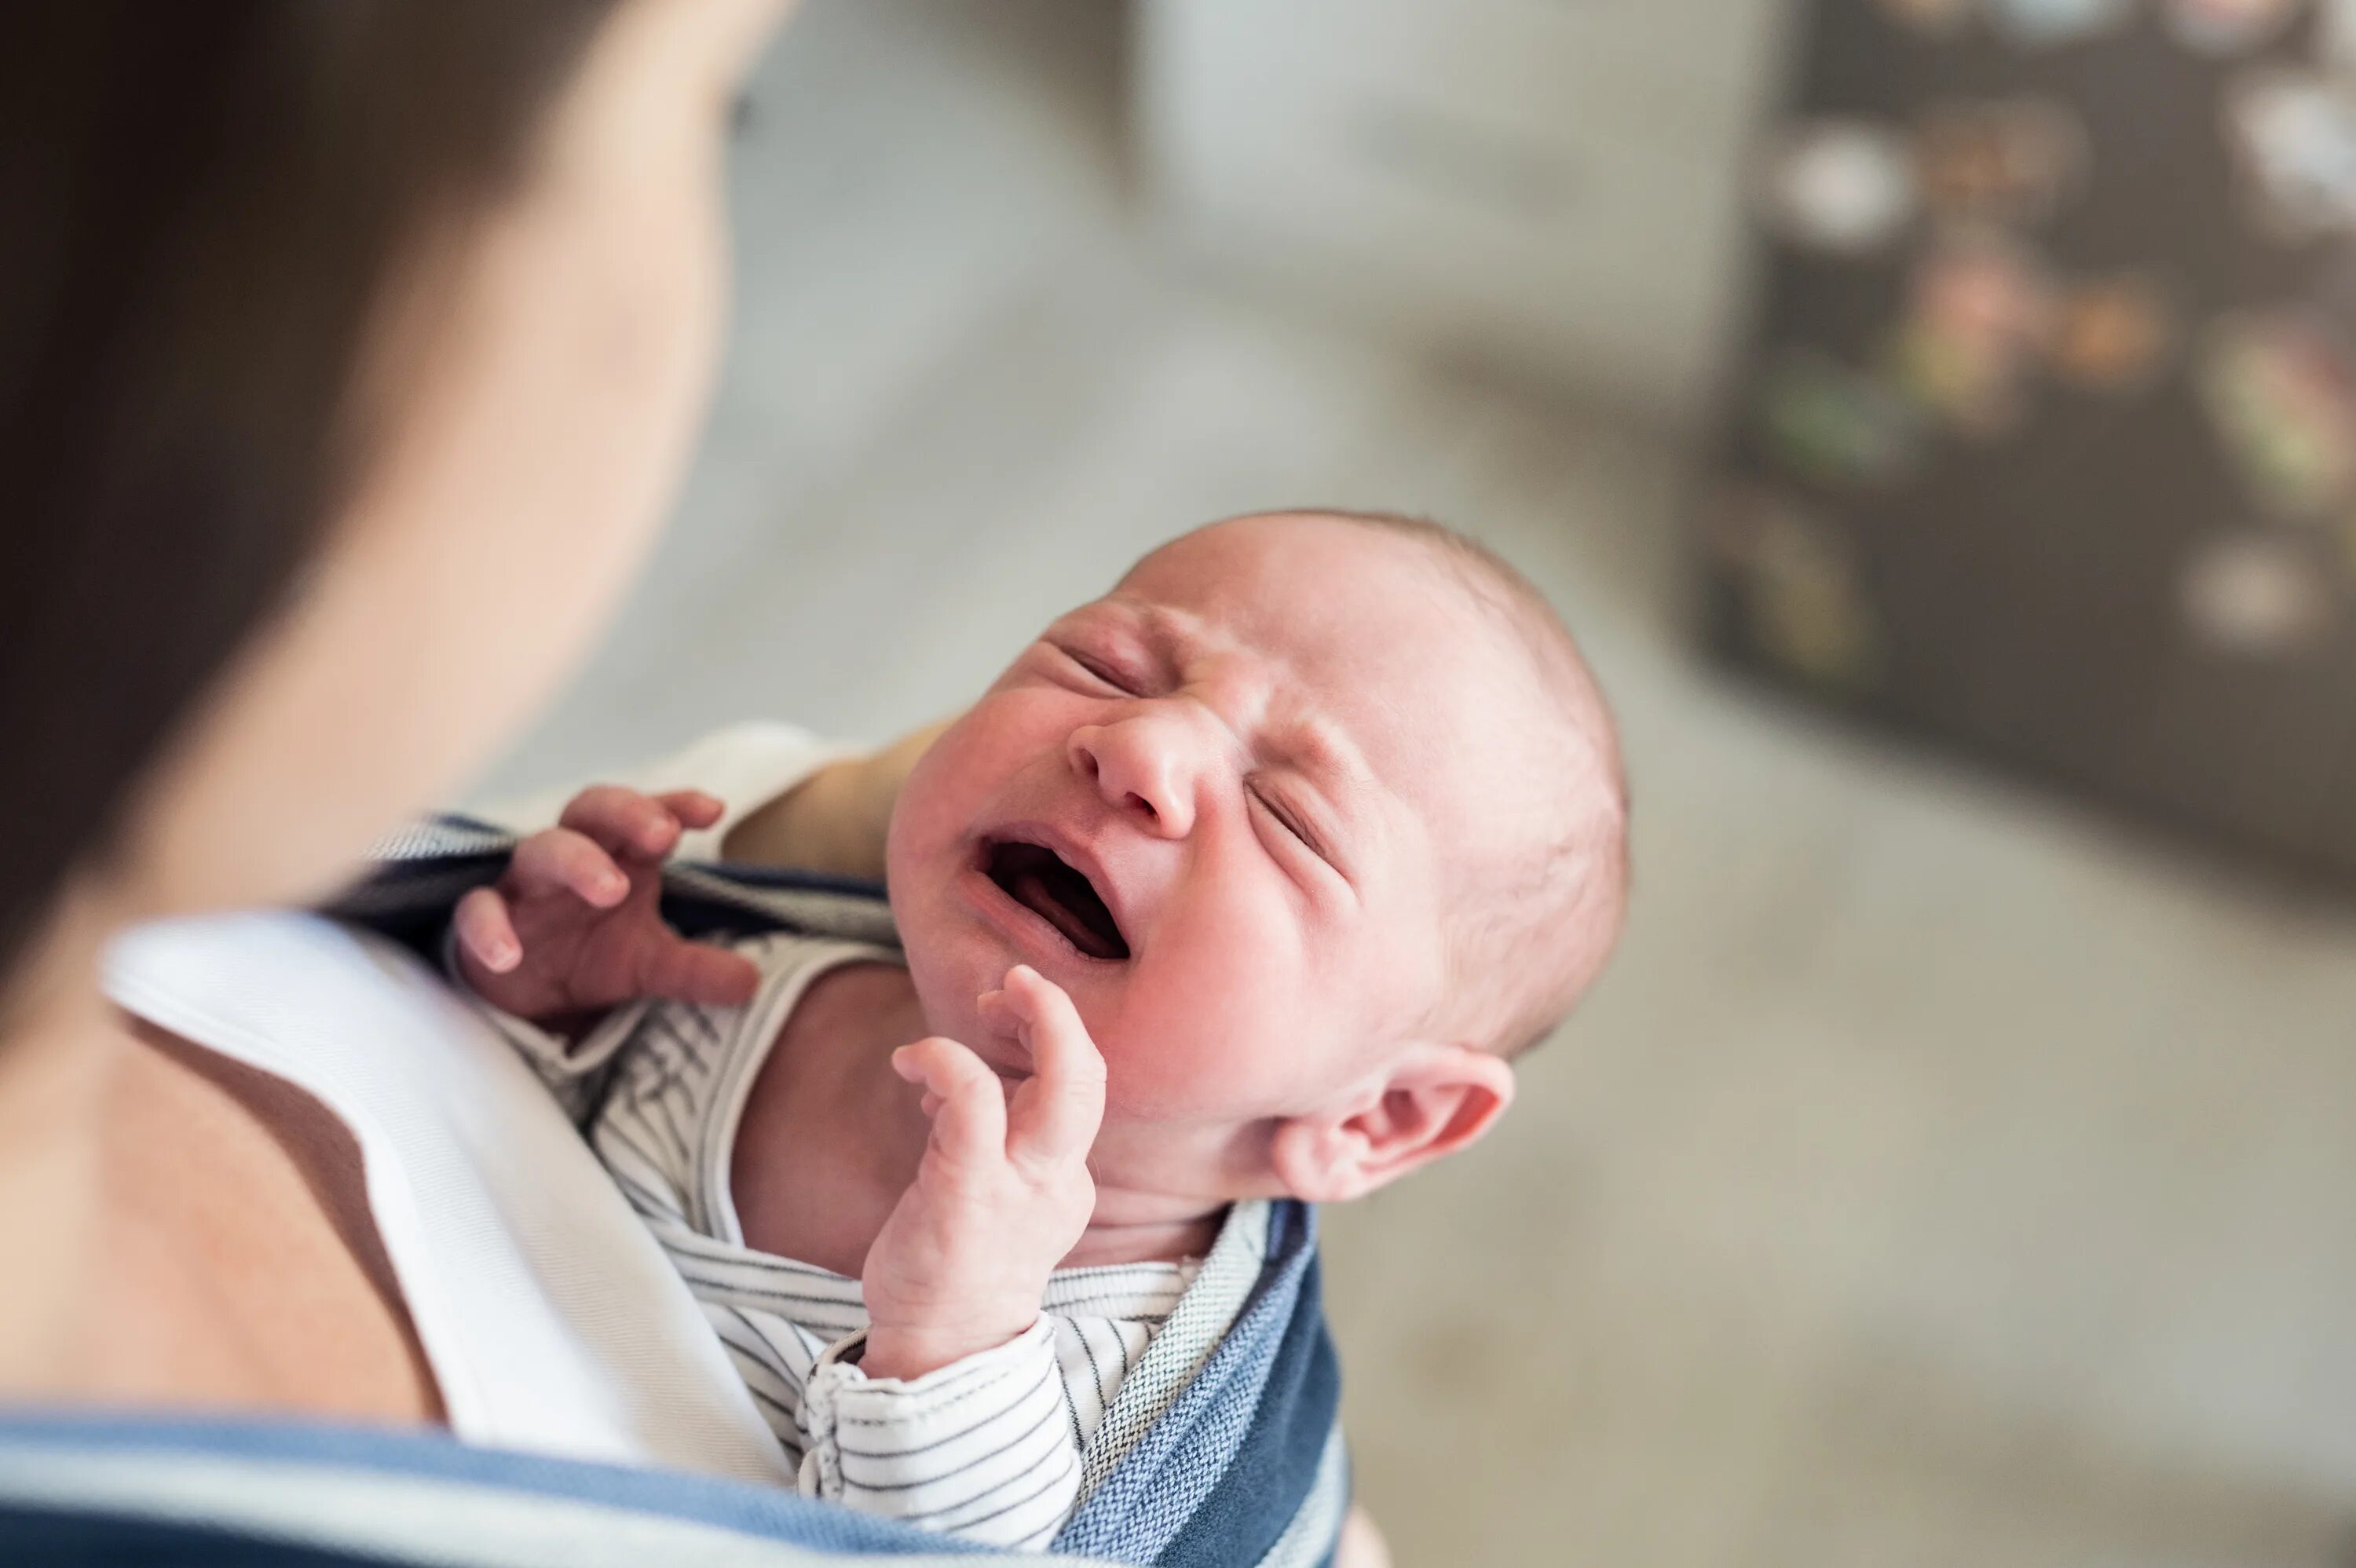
[452,510,1629,1551]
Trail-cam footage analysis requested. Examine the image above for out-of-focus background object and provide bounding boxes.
[487,2,2356,1563]
[1138,0,1786,422]
[1704,0,2356,885]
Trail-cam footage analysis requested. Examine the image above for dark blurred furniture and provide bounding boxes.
[1703,0,2356,879]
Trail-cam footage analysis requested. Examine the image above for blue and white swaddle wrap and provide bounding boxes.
[327,815,1349,1568]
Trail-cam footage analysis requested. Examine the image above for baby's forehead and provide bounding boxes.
[1103,516,1559,805]
[1115,514,1485,673]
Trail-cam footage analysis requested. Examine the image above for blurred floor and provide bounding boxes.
[487,3,2356,1563]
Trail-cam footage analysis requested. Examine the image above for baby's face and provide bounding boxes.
[887,514,1535,1130]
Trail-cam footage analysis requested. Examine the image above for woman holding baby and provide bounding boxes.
[0,2,1397,1563]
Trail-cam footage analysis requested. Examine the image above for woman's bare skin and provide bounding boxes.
[92,1027,442,1422]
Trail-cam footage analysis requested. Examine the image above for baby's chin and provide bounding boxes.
[891,883,1005,1039]
[889,823,1058,1009]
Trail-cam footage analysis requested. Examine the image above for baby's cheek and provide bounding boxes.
[1094,1025,1242,1120]
[1092,979,1300,1121]
[1122,893,1320,1107]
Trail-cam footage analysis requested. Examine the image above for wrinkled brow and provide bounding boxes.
[1173,605,1384,856]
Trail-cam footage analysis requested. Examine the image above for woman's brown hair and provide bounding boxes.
[0,1,624,987]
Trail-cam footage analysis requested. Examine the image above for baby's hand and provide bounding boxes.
[860,967,1105,1381]
[453,785,761,1024]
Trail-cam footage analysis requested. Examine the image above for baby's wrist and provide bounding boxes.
[861,1314,1035,1382]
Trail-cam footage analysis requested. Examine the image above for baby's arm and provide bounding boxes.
[720,719,949,878]
[795,967,1105,1547]
[796,1318,1083,1549]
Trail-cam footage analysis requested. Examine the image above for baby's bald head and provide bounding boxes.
[1320,512,1626,1055]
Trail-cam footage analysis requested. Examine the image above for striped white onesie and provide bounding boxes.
[477,929,1198,1550]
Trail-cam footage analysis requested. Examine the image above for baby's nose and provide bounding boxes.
[1068,722,1195,838]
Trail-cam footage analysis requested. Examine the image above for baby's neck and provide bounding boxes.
[731,959,1231,1275]
[1059,1186,1227,1268]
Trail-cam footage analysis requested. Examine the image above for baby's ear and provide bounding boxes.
[1268,1044,1516,1204]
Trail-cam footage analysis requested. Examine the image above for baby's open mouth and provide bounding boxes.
[983,839,1129,961]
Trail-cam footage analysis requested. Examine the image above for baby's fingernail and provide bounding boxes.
[485,942,518,970]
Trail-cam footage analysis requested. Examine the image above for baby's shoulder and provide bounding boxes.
[616,932,893,1083]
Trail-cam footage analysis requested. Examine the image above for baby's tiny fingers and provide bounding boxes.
[453,886,521,974]
[973,978,1063,1048]
[638,935,761,1008]
[1002,966,1105,1165]
[561,784,682,861]
[891,1036,1008,1168]
[508,826,629,908]
[653,790,726,832]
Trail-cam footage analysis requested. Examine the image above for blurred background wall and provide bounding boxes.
[485,2,2356,1562]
